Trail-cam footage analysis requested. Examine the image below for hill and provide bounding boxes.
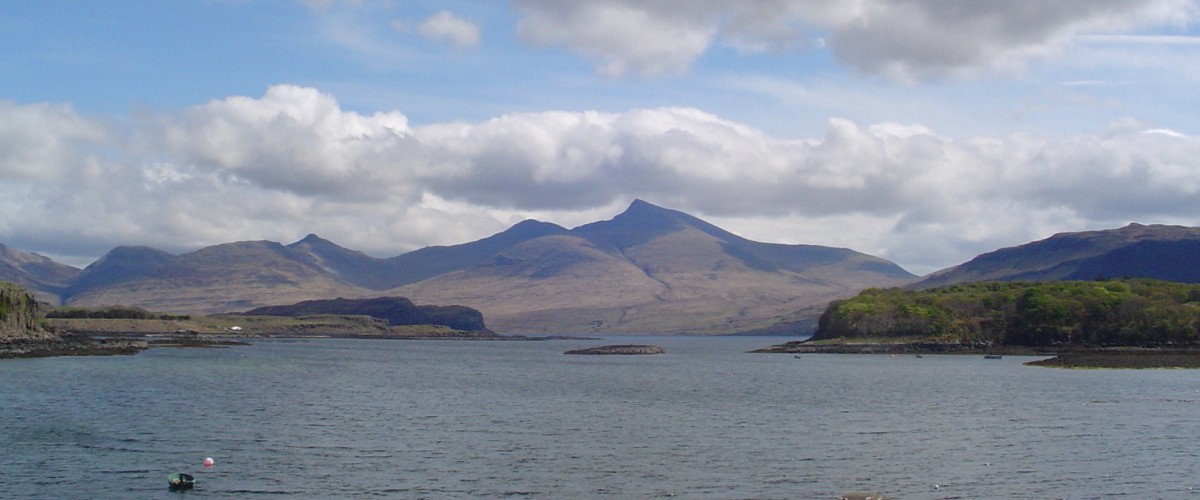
[812,279,1200,347]
[917,224,1200,288]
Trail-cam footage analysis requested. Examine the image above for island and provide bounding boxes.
[565,344,665,355]
[755,279,1200,368]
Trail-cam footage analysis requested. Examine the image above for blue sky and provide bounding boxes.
[2,1,1198,274]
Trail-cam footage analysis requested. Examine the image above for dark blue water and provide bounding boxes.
[3,337,1200,499]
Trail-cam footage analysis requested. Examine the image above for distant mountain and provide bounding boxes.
[65,240,367,314]
[379,219,569,288]
[286,234,395,289]
[68,246,174,297]
[392,200,915,334]
[0,243,79,303]
[917,223,1200,288]
[4,200,918,334]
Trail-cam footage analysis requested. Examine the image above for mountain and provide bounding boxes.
[379,219,569,288]
[286,234,396,289]
[391,200,915,334]
[0,243,80,303]
[5,200,918,334]
[68,246,175,297]
[917,223,1200,288]
[66,240,367,314]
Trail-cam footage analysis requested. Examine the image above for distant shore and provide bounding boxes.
[752,340,1200,369]
[750,340,1050,356]
[1024,349,1200,369]
[0,322,594,359]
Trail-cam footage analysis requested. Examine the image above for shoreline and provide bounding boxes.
[0,334,149,359]
[752,340,1200,369]
[1,330,596,360]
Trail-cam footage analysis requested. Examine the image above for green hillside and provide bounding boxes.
[815,279,1200,347]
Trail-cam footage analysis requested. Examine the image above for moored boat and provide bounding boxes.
[167,472,195,491]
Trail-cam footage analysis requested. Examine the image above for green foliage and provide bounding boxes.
[813,279,1200,347]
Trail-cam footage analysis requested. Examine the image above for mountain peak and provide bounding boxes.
[505,219,568,238]
[293,233,331,246]
[572,200,689,249]
[618,199,674,219]
[574,199,747,250]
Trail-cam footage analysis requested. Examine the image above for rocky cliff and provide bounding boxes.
[0,281,54,342]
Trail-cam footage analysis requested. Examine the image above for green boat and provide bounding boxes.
[167,472,195,491]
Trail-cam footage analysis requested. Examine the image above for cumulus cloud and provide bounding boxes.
[2,85,1199,273]
[513,0,1197,79]
[0,101,107,181]
[415,11,481,48]
[515,0,719,77]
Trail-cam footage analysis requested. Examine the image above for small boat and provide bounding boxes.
[984,355,1003,360]
[914,354,923,358]
[167,472,195,491]
[793,355,802,359]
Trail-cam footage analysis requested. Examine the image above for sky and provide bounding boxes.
[1,0,1198,275]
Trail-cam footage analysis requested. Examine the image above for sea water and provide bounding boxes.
[2,336,1199,499]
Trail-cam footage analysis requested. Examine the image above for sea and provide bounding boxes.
[2,336,1199,499]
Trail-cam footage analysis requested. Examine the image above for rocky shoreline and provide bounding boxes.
[0,329,599,360]
[0,334,149,359]
[1024,349,1200,369]
[753,340,1200,368]
[565,344,665,355]
[750,340,1048,356]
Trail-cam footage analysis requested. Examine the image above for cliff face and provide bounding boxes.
[0,282,55,342]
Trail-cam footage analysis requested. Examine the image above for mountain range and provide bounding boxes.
[0,201,913,334]
[4,202,1200,334]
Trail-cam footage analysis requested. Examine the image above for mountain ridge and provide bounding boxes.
[915,223,1200,288]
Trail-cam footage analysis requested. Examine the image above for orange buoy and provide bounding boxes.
[203,457,214,467]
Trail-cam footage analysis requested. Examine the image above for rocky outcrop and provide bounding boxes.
[564,344,664,355]
[0,281,147,358]
[0,281,54,342]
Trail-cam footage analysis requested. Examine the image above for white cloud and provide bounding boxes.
[3,85,1200,274]
[0,101,107,181]
[516,0,719,77]
[415,11,481,48]
[512,0,1198,80]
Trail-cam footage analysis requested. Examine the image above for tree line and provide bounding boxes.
[45,306,191,321]
[814,279,1200,347]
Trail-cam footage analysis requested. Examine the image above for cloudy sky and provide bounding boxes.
[2,1,1198,274]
